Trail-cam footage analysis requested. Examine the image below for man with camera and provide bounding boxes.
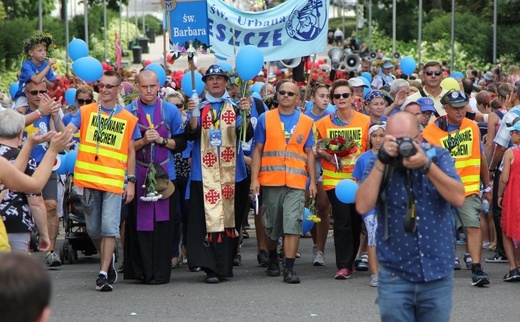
[356,112,465,321]
[422,90,492,287]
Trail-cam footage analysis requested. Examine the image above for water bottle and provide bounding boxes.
[191,91,200,117]
[482,199,490,214]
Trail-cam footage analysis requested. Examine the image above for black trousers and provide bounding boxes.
[327,189,363,270]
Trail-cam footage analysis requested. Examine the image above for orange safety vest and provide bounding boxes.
[74,103,138,194]
[258,110,313,190]
[316,111,370,191]
[422,117,481,196]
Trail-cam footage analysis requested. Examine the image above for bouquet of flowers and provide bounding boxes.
[318,136,360,172]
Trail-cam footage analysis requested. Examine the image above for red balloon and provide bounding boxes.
[318,59,325,65]
[314,62,320,69]
[143,60,152,67]
[306,60,312,70]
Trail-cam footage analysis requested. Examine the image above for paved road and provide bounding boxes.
[42,218,517,322]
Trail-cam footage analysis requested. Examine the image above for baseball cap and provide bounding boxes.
[382,59,394,69]
[154,165,175,199]
[202,64,229,82]
[416,97,436,113]
[440,90,469,108]
[348,77,369,88]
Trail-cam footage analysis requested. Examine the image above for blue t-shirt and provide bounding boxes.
[187,101,249,182]
[365,146,461,283]
[15,60,56,99]
[125,100,185,180]
[304,107,332,123]
[23,111,51,163]
[254,110,314,147]
[352,149,376,181]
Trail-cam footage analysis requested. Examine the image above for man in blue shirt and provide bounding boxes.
[356,112,465,321]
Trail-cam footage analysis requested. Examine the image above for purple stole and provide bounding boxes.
[136,99,170,231]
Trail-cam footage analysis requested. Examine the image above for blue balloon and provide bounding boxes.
[360,76,371,97]
[452,71,464,79]
[54,153,68,175]
[214,54,227,61]
[302,208,314,234]
[64,150,77,174]
[68,38,89,61]
[400,56,416,75]
[144,63,167,86]
[215,60,233,72]
[236,45,264,81]
[251,82,265,93]
[361,72,372,82]
[65,88,77,105]
[9,82,19,98]
[335,179,359,204]
[181,71,205,96]
[72,56,103,82]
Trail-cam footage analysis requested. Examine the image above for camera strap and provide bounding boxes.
[377,163,394,240]
[404,170,417,233]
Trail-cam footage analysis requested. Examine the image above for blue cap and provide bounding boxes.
[417,97,436,113]
[507,121,520,132]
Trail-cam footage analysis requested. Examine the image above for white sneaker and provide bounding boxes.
[370,274,378,287]
[313,251,325,266]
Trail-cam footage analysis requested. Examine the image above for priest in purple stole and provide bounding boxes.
[124,70,186,284]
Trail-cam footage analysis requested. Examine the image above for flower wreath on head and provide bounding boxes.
[21,31,56,60]
[372,58,399,70]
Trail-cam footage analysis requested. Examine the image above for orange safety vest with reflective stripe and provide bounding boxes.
[316,111,370,191]
[258,110,313,190]
[422,117,481,196]
[74,103,138,194]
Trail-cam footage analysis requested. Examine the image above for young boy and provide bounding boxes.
[14,31,57,112]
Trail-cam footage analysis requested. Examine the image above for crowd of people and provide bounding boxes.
[2,30,520,321]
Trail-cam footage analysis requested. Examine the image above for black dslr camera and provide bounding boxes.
[396,137,417,157]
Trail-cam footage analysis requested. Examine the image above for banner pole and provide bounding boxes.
[303,54,317,106]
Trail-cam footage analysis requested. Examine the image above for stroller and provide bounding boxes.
[59,174,98,264]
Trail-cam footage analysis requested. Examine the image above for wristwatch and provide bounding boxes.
[127,175,137,183]
[419,159,432,175]
[161,138,168,146]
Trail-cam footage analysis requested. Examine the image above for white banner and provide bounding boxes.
[207,0,329,61]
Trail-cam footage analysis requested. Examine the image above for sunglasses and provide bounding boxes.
[28,90,48,95]
[278,90,296,97]
[98,83,120,89]
[333,93,351,99]
[77,99,93,105]
[425,70,442,76]
[175,103,184,109]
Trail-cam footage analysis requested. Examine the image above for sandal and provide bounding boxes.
[171,257,180,269]
[242,230,249,238]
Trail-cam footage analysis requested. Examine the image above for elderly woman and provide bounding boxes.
[315,79,370,279]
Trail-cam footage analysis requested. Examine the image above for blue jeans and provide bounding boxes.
[378,266,453,322]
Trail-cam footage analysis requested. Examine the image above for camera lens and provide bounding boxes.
[397,137,417,157]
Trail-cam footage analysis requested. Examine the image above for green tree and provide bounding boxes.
[1,0,55,19]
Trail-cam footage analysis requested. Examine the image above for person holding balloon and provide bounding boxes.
[315,79,370,280]
[184,64,253,284]
[250,81,317,284]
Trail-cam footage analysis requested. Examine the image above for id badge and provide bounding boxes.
[209,129,222,147]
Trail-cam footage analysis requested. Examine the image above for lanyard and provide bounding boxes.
[331,111,348,126]
[210,102,225,129]
[95,104,117,161]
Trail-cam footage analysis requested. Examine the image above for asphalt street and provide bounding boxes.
[40,219,518,322]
